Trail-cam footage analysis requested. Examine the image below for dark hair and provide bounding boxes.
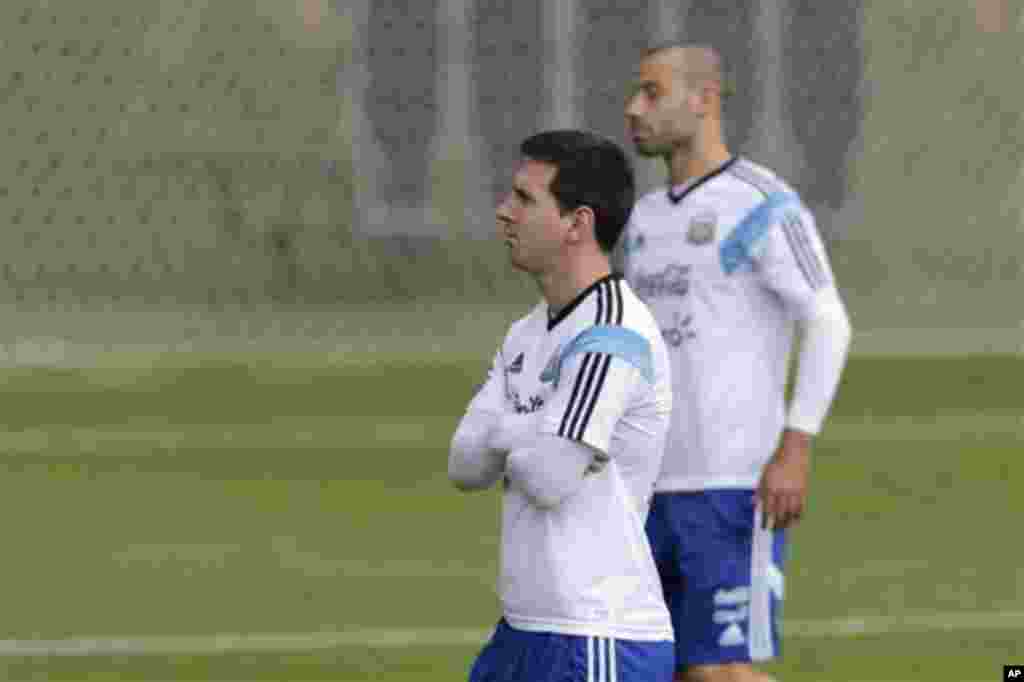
[642,42,735,99]
[520,130,635,253]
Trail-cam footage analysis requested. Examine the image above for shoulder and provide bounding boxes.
[636,187,669,209]
[723,158,802,202]
[629,187,670,223]
[596,281,666,362]
[558,278,652,342]
[711,159,817,234]
[595,284,670,392]
[616,283,666,348]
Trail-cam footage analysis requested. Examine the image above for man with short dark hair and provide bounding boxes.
[449,129,676,682]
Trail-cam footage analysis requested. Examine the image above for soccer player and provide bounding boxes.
[448,130,676,682]
[621,45,853,682]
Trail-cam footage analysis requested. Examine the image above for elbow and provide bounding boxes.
[835,309,853,356]
[448,468,473,491]
[805,299,853,350]
[447,460,487,492]
[450,474,488,493]
[447,443,499,492]
[833,301,852,339]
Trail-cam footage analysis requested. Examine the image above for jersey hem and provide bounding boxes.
[504,614,674,642]
[654,475,760,492]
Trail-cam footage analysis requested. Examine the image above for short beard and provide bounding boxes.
[633,137,678,160]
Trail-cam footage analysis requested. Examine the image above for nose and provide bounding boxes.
[496,197,513,232]
[625,93,643,118]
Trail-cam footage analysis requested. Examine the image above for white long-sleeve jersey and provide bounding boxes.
[450,274,674,641]
[621,157,851,492]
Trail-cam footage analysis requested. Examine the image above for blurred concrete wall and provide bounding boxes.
[351,0,863,240]
[1,0,355,304]
[1,0,1021,332]
[841,0,1024,329]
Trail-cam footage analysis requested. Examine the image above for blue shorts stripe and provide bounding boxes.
[646,490,787,669]
[586,636,594,682]
[749,503,774,660]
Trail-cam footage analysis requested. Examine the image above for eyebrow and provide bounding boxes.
[631,80,659,95]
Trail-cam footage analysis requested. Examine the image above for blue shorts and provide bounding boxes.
[468,619,674,682]
[646,490,786,669]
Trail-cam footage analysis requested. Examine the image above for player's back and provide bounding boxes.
[495,274,674,642]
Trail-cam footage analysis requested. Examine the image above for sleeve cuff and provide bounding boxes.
[784,412,822,436]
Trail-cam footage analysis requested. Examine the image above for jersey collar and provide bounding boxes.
[667,156,739,204]
[547,273,622,331]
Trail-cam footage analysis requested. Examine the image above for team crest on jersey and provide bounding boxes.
[687,211,717,245]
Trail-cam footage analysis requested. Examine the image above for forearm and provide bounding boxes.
[788,291,852,434]
[448,410,505,491]
[490,413,540,453]
[505,434,595,509]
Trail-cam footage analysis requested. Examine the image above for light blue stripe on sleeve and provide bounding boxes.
[720,193,802,275]
[540,325,654,389]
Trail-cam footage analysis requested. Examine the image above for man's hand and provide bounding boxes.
[757,428,812,530]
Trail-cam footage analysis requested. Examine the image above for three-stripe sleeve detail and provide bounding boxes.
[561,279,622,440]
[780,212,827,289]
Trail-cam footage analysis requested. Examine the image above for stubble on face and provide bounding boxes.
[497,160,565,275]
[627,46,720,159]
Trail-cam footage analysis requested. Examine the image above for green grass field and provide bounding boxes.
[0,352,1019,681]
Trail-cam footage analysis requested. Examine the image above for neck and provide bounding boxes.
[666,125,731,187]
[537,254,612,319]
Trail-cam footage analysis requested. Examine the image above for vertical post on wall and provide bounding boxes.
[649,0,686,50]
[542,0,580,129]
[428,0,490,237]
[336,0,384,236]
[746,0,806,188]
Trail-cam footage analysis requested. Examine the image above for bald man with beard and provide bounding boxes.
[621,44,852,682]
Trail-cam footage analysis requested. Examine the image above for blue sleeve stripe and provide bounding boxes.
[719,192,801,275]
[558,325,654,385]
